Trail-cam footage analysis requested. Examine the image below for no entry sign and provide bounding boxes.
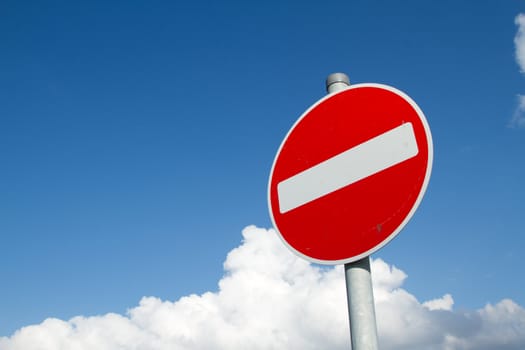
[268,83,433,265]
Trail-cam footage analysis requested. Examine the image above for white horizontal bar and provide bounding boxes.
[277,122,419,213]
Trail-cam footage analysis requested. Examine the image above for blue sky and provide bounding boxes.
[1,0,525,345]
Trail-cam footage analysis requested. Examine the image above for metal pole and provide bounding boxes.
[325,72,379,350]
[344,257,379,350]
[326,72,351,94]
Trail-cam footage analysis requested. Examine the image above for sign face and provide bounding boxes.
[268,83,433,265]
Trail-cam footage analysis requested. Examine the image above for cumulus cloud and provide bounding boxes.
[509,94,525,128]
[515,14,525,73]
[423,293,454,311]
[511,14,525,128]
[1,226,524,350]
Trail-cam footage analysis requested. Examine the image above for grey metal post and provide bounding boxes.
[325,72,379,350]
[326,72,351,94]
[344,257,379,350]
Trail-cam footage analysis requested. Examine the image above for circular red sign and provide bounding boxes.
[268,84,433,265]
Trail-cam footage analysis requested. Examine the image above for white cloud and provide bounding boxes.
[423,293,454,311]
[509,94,525,128]
[512,15,525,128]
[515,14,525,73]
[1,226,525,350]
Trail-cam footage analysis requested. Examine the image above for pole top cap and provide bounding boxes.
[326,73,350,92]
